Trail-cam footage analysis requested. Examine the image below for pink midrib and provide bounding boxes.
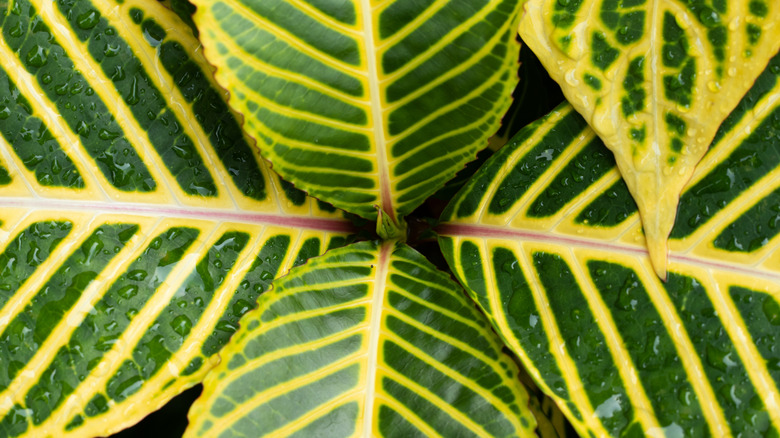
[437,223,780,282]
[0,199,354,232]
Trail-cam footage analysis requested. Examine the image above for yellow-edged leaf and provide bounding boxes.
[519,0,780,277]
[0,1,352,436]
[440,53,780,436]
[186,241,536,437]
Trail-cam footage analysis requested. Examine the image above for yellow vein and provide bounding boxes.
[384,307,511,384]
[31,0,181,203]
[360,0,395,220]
[270,388,363,437]
[511,240,608,436]
[379,365,488,434]
[279,0,362,37]
[213,356,362,434]
[386,282,484,329]
[375,0,448,50]
[383,328,523,426]
[211,31,368,106]
[380,1,495,84]
[706,271,780,430]
[45,221,222,424]
[0,36,105,196]
[475,107,571,223]
[570,253,663,432]
[383,19,511,112]
[362,241,391,437]
[100,1,236,207]
[639,264,732,437]
[0,219,154,410]
[373,394,443,437]
[504,130,595,227]
[219,0,363,74]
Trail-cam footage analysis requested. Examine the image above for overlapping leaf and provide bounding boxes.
[191,0,523,225]
[186,241,536,437]
[439,53,780,436]
[519,0,780,277]
[0,1,352,436]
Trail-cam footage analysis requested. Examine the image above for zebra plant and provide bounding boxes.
[0,0,779,437]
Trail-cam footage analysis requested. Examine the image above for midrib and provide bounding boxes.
[362,241,391,436]
[0,198,353,232]
[361,0,395,221]
[438,223,780,283]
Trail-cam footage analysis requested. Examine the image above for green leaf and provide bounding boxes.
[186,240,536,437]
[439,53,780,436]
[519,0,780,277]
[0,1,352,436]
[191,0,523,224]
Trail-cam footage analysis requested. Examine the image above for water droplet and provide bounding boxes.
[170,315,192,337]
[25,45,47,67]
[699,8,720,27]
[77,9,100,30]
[103,43,121,57]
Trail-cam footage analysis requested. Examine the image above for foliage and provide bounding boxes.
[0,0,779,437]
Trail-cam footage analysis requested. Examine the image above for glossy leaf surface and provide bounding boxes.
[0,1,352,436]
[186,241,536,437]
[439,54,780,437]
[191,0,523,223]
[519,0,780,276]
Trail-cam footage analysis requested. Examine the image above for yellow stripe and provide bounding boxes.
[0,216,156,414]
[274,390,364,437]
[97,0,233,208]
[571,251,663,432]
[375,0,449,50]
[640,264,733,437]
[30,0,180,204]
[0,35,104,200]
[374,394,444,437]
[475,107,571,223]
[707,270,780,431]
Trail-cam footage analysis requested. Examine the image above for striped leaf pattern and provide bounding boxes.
[186,241,536,437]
[519,0,780,277]
[191,0,523,224]
[439,53,780,436]
[0,1,352,436]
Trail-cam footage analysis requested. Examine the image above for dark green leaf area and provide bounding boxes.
[382,341,515,437]
[490,247,571,402]
[532,252,633,435]
[379,0,434,39]
[1,0,156,192]
[66,0,220,197]
[304,0,356,26]
[714,189,780,252]
[713,52,780,145]
[672,105,780,239]
[552,0,584,28]
[107,231,248,403]
[662,12,689,68]
[0,223,136,405]
[17,226,198,426]
[442,117,543,219]
[664,275,771,435]
[293,237,321,267]
[489,108,587,215]
[731,287,780,392]
[576,180,637,226]
[591,32,619,71]
[287,402,358,438]
[201,234,290,357]
[528,139,614,217]
[588,261,707,435]
[622,56,646,117]
[156,39,266,200]
[237,0,360,66]
[0,221,72,310]
[209,4,363,97]
[600,0,645,45]
[454,240,491,314]
[0,403,28,437]
[0,71,83,188]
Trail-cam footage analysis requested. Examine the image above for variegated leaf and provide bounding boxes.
[0,1,353,436]
[191,0,523,228]
[439,53,780,436]
[519,0,780,277]
[185,241,536,437]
